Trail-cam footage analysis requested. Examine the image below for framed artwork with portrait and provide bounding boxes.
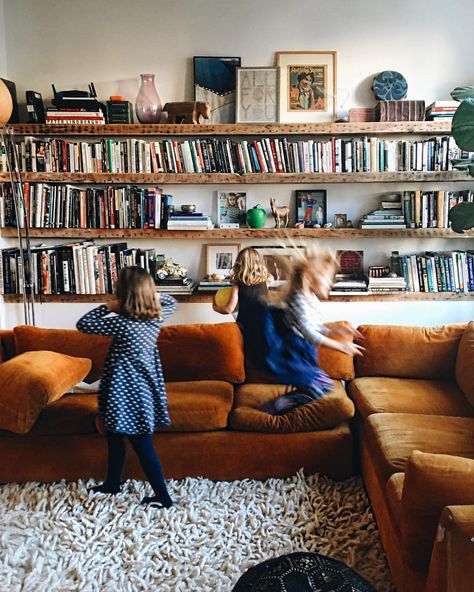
[194,56,241,123]
[206,244,240,277]
[295,189,327,227]
[217,191,247,228]
[236,67,278,123]
[276,51,337,123]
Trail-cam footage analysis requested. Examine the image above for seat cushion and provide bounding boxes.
[364,413,474,482]
[0,351,92,434]
[13,325,111,383]
[157,380,234,432]
[229,381,354,433]
[385,472,404,534]
[25,394,99,435]
[159,323,245,383]
[456,321,474,407]
[348,377,474,421]
[355,323,466,379]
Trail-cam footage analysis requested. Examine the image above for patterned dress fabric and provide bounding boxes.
[76,295,176,435]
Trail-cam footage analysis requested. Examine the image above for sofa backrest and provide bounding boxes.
[455,321,474,407]
[355,323,467,379]
[11,322,245,384]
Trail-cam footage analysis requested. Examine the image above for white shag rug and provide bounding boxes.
[0,472,394,592]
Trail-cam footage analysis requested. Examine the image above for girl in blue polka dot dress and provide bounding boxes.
[77,266,177,508]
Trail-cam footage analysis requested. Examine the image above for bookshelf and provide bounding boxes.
[1,121,474,303]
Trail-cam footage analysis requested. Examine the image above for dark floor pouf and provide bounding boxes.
[232,552,376,592]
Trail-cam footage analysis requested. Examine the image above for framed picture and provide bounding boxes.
[295,189,327,227]
[236,67,278,123]
[194,56,241,124]
[206,244,241,277]
[252,246,304,286]
[217,191,247,228]
[334,213,347,228]
[276,51,337,123]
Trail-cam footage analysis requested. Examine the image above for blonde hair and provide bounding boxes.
[231,247,271,286]
[115,266,162,320]
[269,247,338,303]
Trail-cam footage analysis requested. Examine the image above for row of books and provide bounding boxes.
[359,190,473,229]
[0,135,466,175]
[0,183,173,230]
[425,101,458,121]
[0,242,165,296]
[397,251,474,293]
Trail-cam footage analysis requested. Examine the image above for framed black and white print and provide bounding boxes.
[194,56,241,123]
[236,67,278,123]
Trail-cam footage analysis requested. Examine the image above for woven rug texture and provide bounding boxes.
[0,471,394,592]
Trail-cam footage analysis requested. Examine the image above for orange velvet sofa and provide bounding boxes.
[0,321,356,484]
[348,322,474,592]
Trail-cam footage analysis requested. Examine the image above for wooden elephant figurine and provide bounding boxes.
[162,101,211,124]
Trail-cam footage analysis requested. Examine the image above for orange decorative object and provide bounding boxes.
[0,79,13,125]
[109,95,126,101]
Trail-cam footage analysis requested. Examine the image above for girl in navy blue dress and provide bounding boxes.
[259,248,364,414]
[77,266,176,508]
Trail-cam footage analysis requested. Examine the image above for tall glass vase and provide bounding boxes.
[135,73,162,123]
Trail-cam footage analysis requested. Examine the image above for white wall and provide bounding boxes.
[2,0,474,328]
[0,0,6,77]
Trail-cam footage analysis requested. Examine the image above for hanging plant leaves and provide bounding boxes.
[450,86,474,102]
[448,201,474,233]
[451,99,474,152]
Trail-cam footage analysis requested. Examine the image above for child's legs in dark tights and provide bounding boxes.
[89,431,126,494]
[128,434,173,508]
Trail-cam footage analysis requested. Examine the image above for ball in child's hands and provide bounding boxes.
[214,287,232,307]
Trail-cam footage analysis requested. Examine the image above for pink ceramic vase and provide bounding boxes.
[135,73,162,124]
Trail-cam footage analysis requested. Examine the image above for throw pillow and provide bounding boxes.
[455,321,474,407]
[0,350,91,434]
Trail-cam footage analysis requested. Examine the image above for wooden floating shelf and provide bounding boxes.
[3,292,473,304]
[0,171,471,184]
[2,227,474,239]
[9,121,454,137]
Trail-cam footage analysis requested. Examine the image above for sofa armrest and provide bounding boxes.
[426,505,474,592]
[401,450,474,572]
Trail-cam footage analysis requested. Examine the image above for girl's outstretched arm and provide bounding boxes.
[76,304,121,336]
[159,294,177,320]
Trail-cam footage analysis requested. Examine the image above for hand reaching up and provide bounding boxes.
[339,341,365,357]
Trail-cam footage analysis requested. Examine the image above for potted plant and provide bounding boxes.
[449,86,474,232]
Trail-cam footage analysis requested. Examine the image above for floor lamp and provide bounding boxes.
[0,80,36,325]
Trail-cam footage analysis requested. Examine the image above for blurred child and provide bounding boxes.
[260,248,364,414]
[77,266,176,508]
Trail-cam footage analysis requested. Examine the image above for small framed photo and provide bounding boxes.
[276,51,337,123]
[334,213,347,229]
[252,246,304,286]
[194,56,241,123]
[295,189,327,227]
[217,191,247,228]
[206,244,241,277]
[236,67,278,123]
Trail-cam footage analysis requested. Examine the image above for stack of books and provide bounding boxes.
[197,280,232,292]
[45,108,106,125]
[425,101,458,121]
[155,279,196,295]
[331,273,368,294]
[167,212,213,230]
[368,276,407,293]
[359,198,407,230]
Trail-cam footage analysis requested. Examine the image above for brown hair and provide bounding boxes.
[231,247,271,286]
[115,266,162,320]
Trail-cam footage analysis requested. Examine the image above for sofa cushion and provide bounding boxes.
[244,321,356,383]
[348,377,474,421]
[0,329,15,362]
[364,413,474,482]
[158,380,234,432]
[401,451,474,572]
[13,325,111,383]
[0,351,92,434]
[456,321,474,407]
[355,323,466,379]
[385,472,404,533]
[229,381,354,433]
[159,323,244,383]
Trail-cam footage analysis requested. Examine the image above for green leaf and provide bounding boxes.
[451,86,474,102]
[448,201,474,233]
[451,99,474,151]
